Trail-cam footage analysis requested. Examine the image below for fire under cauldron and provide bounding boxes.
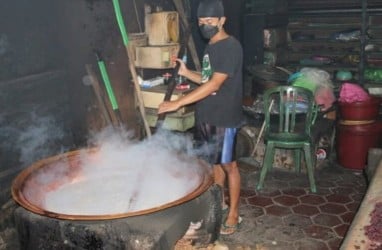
[12,148,222,249]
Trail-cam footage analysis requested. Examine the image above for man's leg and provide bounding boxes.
[213,164,226,207]
[221,161,241,226]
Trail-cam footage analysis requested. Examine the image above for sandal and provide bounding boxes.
[220,216,243,235]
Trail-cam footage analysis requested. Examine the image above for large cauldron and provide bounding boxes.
[12,149,221,249]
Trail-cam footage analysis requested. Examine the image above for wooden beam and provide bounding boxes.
[125,45,152,137]
[85,64,115,127]
[173,0,201,71]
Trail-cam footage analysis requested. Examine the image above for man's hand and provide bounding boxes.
[158,100,182,114]
[175,58,188,77]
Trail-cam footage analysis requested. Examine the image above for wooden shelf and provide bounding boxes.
[285,9,382,86]
[285,63,358,72]
[288,51,359,58]
[288,23,361,30]
[286,11,366,81]
[290,39,360,44]
[289,40,360,53]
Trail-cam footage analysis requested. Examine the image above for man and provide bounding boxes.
[158,0,243,235]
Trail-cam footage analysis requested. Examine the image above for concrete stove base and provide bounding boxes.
[14,184,222,250]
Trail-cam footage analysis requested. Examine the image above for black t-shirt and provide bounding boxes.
[195,36,243,127]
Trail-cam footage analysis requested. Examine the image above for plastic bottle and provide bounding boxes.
[177,50,187,85]
[182,50,187,65]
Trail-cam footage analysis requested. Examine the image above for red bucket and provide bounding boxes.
[338,97,381,121]
[337,122,382,170]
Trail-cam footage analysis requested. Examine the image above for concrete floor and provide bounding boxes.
[215,158,367,250]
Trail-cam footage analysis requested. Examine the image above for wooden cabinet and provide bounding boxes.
[286,12,362,81]
[365,13,382,67]
[141,84,194,115]
[286,9,382,89]
[133,10,195,131]
[140,84,195,131]
[362,11,382,94]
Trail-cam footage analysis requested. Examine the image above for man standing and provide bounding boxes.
[158,0,243,235]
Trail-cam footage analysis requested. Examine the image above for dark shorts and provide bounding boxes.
[195,123,238,165]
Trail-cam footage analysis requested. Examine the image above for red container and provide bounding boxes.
[338,97,381,121]
[337,122,382,170]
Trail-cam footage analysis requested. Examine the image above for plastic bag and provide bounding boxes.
[289,67,333,92]
[338,83,370,103]
[315,86,336,111]
[365,68,382,82]
[289,68,335,110]
[329,29,361,42]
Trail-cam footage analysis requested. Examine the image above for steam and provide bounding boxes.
[39,127,212,215]
[17,114,66,165]
[0,112,67,168]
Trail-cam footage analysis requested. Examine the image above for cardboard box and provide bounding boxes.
[128,33,147,62]
[145,11,179,45]
[135,44,180,69]
[140,84,194,114]
[144,108,195,132]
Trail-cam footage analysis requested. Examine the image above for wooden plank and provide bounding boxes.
[85,64,115,127]
[173,0,201,71]
[0,70,65,87]
[126,45,152,137]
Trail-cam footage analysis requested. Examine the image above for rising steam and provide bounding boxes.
[33,127,213,215]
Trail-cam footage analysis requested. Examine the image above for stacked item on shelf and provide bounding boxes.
[134,11,194,131]
[134,11,180,69]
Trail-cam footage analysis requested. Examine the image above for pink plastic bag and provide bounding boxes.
[315,86,336,111]
[339,83,370,103]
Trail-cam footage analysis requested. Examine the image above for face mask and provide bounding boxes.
[199,24,219,39]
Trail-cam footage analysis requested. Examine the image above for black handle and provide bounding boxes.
[156,46,185,127]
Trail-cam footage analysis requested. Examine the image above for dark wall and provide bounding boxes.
[0,0,72,206]
[0,0,147,145]
[0,71,72,205]
[0,0,62,80]
[0,0,150,207]
[53,0,144,142]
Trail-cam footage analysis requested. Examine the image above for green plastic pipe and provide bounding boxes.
[112,0,129,46]
[97,60,119,110]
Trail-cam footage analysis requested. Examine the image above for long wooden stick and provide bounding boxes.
[126,45,152,137]
[251,100,274,157]
[85,64,116,127]
[112,0,151,137]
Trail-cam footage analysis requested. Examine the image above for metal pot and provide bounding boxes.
[12,148,221,249]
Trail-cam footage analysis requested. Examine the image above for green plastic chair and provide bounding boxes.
[256,86,318,193]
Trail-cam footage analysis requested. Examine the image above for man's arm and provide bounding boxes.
[176,59,203,84]
[183,70,202,85]
[158,72,228,114]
